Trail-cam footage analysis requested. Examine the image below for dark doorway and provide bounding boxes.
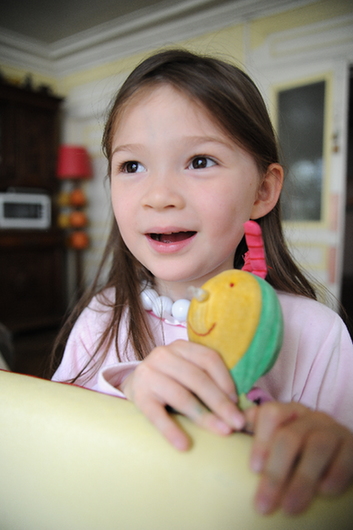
[341,67,353,339]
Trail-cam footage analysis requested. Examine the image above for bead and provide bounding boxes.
[140,286,190,324]
[152,295,173,318]
[171,299,190,321]
[140,288,158,310]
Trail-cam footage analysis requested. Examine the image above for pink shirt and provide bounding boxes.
[52,288,353,430]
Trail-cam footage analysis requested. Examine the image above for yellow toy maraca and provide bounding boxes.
[187,221,283,409]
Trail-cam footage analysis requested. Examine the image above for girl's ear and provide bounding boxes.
[250,163,283,220]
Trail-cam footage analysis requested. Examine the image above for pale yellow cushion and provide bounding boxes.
[0,370,352,530]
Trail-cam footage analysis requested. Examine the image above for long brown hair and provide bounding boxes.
[48,49,316,381]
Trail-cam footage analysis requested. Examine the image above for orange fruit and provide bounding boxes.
[69,188,86,207]
[69,210,88,228]
[69,231,89,249]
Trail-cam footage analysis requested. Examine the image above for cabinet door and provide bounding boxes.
[0,101,16,187]
[14,104,58,190]
[0,85,61,193]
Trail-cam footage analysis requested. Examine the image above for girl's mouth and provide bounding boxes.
[149,231,196,244]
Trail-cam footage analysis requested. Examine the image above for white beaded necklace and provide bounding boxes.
[140,286,190,326]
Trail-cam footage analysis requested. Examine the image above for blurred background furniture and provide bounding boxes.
[56,144,92,298]
[0,322,13,370]
[0,81,67,378]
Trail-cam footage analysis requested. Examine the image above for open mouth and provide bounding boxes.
[149,231,196,244]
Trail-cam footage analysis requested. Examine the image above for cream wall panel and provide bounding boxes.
[180,24,245,64]
[84,156,112,288]
[250,0,353,50]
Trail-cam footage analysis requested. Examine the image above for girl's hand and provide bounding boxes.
[244,402,353,515]
[120,339,245,450]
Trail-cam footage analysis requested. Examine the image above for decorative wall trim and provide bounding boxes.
[0,0,316,77]
[251,13,353,69]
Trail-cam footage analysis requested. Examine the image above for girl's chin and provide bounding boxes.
[138,254,235,289]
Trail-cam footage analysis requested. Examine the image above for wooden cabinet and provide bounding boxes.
[0,82,67,377]
[0,83,62,193]
[0,230,67,333]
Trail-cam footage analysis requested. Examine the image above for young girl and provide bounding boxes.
[51,49,353,516]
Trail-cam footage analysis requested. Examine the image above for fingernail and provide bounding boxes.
[282,494,309,515]
[173,435,190,451]
[250,453,264,473]
[255,495,272,515]
[215,419,232,435]
[229,392,238,403]
[232,413,245,431]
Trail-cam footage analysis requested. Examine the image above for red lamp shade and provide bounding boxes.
[57,145,92,179]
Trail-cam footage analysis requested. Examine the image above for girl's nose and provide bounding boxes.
[141,172,185,210]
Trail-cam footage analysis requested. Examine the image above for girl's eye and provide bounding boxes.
[121,161,145,173]
[189,156,217,170]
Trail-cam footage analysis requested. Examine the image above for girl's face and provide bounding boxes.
[110,85,267,299]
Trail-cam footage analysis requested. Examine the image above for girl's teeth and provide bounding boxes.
[150,231,195,243]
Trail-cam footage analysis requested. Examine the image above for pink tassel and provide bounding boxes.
[242,220,267,279]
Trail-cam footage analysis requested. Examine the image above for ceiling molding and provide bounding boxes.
[0,0,317,78]
[49,0,224,58]
[0,30,55,74]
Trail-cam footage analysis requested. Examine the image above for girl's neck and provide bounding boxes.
[153,267,234,302]
[154,280,193,303]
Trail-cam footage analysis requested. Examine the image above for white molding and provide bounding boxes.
[49,0,231,58]
[0,30,55,76]
[251,13,353,70]
[0,0,316,78]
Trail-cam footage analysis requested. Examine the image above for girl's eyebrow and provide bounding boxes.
[184,135,232,148]
[111,144,144,156]
[112,136,231,156]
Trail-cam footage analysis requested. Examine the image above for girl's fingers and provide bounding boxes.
[141,399,191,451]
[252,410,307,514]
[319,433,353,495]
[123,368,192,450]
[170,340,237,400]
[255,427,339,514]
[126,363,236,449]
[122,340,246,449]
[245,402,303,474]
[154,344,243,430]
[279,430,339,514]
[246,402,353,515]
